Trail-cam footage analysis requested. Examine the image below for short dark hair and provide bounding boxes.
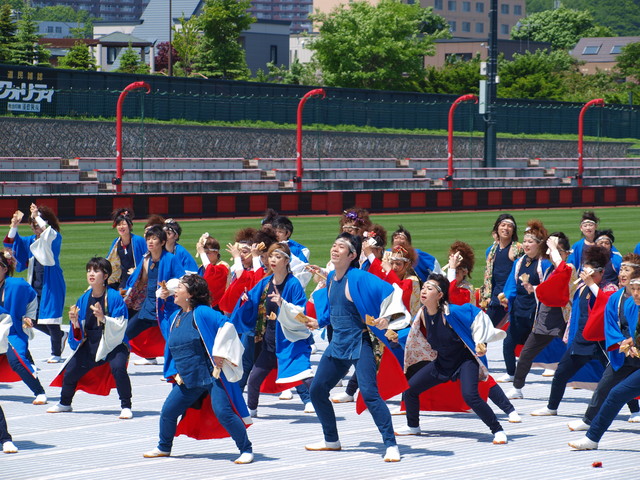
[273,216,294,235]
[595,229,615,245]
[392,225,412,244]
[145,225,167,243]
[491,214,518,242]
[180,274,211,309]
[427,273,449,306]
[336,232,362,268]
[163,218,182,238]
[584,245,609,271]
[111,207,134,230]
[86,257,112,281]
[549,232,570,252]
[581,210,600,224]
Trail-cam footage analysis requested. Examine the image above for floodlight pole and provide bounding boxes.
[295,88,326,192]
[577,98,605,188]
[115,81,151,193]
[447,94,478,189]
[483,0,498,168]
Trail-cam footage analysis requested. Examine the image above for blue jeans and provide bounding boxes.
[587,368,640,443]
[309,340,396,447]
[158,381,252,454]
[7,347,45,396]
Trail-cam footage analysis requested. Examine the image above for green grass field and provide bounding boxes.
[12,206,640,315]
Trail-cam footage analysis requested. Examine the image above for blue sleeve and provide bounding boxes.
[6,233,32,273]
[230,277,267,335]
[635,243,640,255]
[502,261,518,306]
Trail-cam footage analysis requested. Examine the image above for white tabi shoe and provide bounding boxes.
[143,447,170,458]
[628,412,640,423]
[568,437,598,450]
[33,394,48,405]
[134,357,158,365]
[249,408,258,418]
[305,440,341,451]
[394,425,421,436]
[508,411,522,423]
[47,356,63,364]
[119,408,133,419]
[493,431,508,444]
[496,373,514,383]
[303,402,316,413]
[234,452,254,464]
[542,368,555,377]
[384,445,401,462]
[567,419,589,431]
[3,441,18,454]
[330,392,354,403]
[531,406,557,416]
[47,403,72,413]
[279,389,293,400]
[506,387,523,399]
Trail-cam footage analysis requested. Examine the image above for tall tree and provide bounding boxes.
[11,6,50,66]
[511,6,614,50]
[116,45,149,74]
[58,41,96,70]
[171,15,201,75]
[309,0,449,91]
[0,2,17,64]
[193,0,255,79]
[615,42,640,81]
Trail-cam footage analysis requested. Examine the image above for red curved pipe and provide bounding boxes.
[115,81,151,193]
[577,98,605,188]
[447,94,478,189]
[295,88,326,192]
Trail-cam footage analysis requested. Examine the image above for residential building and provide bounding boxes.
[570,36,640,75]
[32,0,149,22]
[425,37,550,67]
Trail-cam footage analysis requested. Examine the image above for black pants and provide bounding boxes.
[503,314,535,376]
[34,323,64,356]
[0,405,12,444]
[547,348,607,410]
[486,304,508,328]
[60,342,132,409]
[125,312,156,340]
[583,363,639,424]
[513,332,556,389]
[405,359,503,434]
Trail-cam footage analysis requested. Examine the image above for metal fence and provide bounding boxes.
[1,63,637,138]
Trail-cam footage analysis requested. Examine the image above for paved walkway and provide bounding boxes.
[1,331,637,480]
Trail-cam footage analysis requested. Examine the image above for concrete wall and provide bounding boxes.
[0,116,630,160]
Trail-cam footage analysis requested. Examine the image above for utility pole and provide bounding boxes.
[483,0,498,168]
[168,0,173,76]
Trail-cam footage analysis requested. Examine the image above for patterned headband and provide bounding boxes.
[335,237,356,254]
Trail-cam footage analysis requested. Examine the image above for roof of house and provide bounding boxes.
[571,36,640,63]
[97,32,153,46]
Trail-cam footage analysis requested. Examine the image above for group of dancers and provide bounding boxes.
[1,204,639,461]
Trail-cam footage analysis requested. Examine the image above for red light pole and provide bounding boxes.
[447,94,478,189]
[295,88,326,192]
[115,81,151,193]
[577,98,605,188]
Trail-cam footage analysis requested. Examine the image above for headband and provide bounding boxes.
[499,219,516,227]
[274,249,290,259]
[425,280,442,293]
[622,262,640,269]
[390,246,410,262]
[581,219,597,226]
[335,237,356,254]
[595,235,612,244]
[204,248,219,253]
[523,233,542,243]
[629,278,640,285]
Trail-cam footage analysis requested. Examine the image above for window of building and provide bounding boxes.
[449,20,456,32]
[446,52,472,62]
[47,26,54,33]
[462,1,470,12]
[611,45,623,54]
[514,5,522,15]
[55,26,62,33]
[270,45,278,64]
[500,4,509,14]
[448,1,456,11]
[462,21,470,32]
[476,2,484,12]
[434,0,443,9]
[475,22,484,33]
[500,24,509,35]
[583,45,601,55]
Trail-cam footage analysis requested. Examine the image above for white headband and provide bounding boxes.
[595,235,612,244]
[335,238,356,254]
[622,262,640,269]
[524,233,542,243]
[581,219,597,226]
[426,280,442,293]
[274,249,290,259]
[499,219,516,227]
[629,278,640,285]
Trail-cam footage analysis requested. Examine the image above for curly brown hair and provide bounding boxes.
[449,241,475,278]
[234,227,258,244]
[524,219,548,257]
[339,207,371,235]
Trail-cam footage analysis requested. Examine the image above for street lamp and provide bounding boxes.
[168,0,172,76]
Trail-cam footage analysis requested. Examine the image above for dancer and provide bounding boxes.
[567,255,640,431]
[143,274,253,464]
[47,257,132,418]
[506,233,575,400]
[396,274,509,444]
[390,225,440,283]
[232,242,314,415]
[0,399,17,454]
[124,226,185,365]
[479,213,524,327]
[163,219,198,272]
[594,229,622,286]
[531,246,616,416]
[567,211,599,272]
[4,204,66,363]
[196,233,229,310]
[106,208,147,291]
[304,233,410,462]
[0,248,48,404]
[273,215,312,287]
[568,276,640,450]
